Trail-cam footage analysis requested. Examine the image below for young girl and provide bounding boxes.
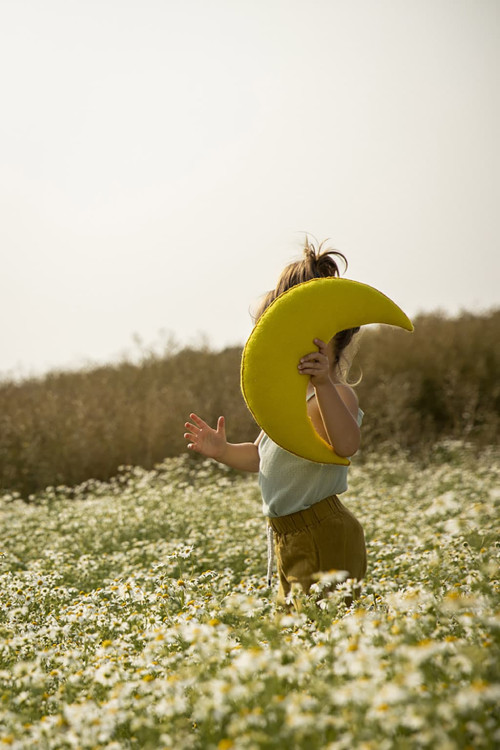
[184,239,366,604]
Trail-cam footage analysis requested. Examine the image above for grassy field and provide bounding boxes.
[1,442,499,749]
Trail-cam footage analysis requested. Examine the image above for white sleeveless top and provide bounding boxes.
[258,407,363,518]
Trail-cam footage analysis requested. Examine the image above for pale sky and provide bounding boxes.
[1,0,499,379]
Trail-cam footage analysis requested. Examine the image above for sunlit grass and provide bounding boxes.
[1,442,499,748]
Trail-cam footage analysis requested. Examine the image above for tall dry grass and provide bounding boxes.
[1,309,498,496]
[355,309,500,451]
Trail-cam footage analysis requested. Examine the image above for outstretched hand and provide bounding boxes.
[184,413,227,460]
[297,338,332,386]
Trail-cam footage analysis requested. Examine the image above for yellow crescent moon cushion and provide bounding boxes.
[241,278,413,464]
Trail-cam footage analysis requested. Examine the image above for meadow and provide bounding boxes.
[1,442,499,749]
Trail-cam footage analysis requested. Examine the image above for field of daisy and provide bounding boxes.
[1,442,499,749]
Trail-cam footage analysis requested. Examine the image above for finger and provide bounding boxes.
[216,416,226,435]
[313,338,328,354]
[299,352,328,364]
[298,364,323,374]
[184,422,200,433]
[189,413,209,428]
[299,358,329,370]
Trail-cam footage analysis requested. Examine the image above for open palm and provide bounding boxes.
[184,413,227,460]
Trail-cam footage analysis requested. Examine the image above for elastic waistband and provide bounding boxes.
[267,495,342,534]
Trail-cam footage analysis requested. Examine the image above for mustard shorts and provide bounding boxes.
[268,494,367,604]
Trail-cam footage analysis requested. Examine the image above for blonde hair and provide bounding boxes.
[254,237,361,384]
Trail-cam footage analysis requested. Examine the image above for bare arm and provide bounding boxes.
[298,338,361,457]
[313,381,360,457]
[184,413,260,472]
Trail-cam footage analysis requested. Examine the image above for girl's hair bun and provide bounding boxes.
[303,236,348,279]
[254,235,349,321]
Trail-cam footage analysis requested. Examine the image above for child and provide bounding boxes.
[184,238,366,604]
